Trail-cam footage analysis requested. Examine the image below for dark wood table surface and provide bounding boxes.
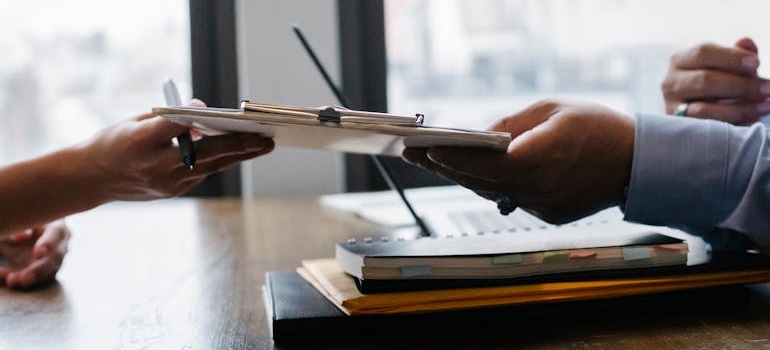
[3,196,770,349]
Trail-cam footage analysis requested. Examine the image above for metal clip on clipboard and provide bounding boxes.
[318,107,341,122]
[240,101,425,126]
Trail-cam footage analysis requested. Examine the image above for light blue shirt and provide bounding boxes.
[623,113,770,252]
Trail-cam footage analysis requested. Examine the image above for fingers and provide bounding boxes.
[140,96,211,141]
[2,222,70,289]
[192,147,274,176]
[671,41,759,75]
[402,148,503,191]
[678,99,770,125]
[662,38,770,123]
[138,98,206,136]
[135,111,158,122]
[666,70,770,103]
[141,116,194,143]
[194,133,274,162]
[159,134,274,194]
[404,146,530,184]
[188,98,206,108]
[424,147,524,181]
[32,222,70,260]
[488,100,558,136]
[401,147,430,167]
[5,257,59,289]
[8,228,36,243]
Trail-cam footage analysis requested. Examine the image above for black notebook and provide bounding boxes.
[262,269,756,348]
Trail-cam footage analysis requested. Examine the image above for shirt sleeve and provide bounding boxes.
[623,113,770,252]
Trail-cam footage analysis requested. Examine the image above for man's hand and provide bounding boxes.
[403,99,634,224]
[661,37,770,125]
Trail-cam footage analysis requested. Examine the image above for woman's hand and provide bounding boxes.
[0,220,71,289]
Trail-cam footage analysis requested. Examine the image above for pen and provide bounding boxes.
[163,79,197,169]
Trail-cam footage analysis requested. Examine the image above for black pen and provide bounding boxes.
[176,131,196,169]
[163,79,197,169]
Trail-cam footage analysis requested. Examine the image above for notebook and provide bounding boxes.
[298,256,770,316]
[152,103,511,156]
[336,219,690,280]
[331,203,707,293]
[263,269,756,347]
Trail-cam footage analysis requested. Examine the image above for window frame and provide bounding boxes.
[186,0,242,196]
[337,0,451,192]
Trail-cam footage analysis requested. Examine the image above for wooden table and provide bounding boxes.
[3,196,770,349]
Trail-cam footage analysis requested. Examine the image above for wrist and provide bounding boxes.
[614,113,635,209]
[54,144,113,208]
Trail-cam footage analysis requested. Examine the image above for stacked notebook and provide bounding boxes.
[263,205,770,345]
[335,207,699,293]
[264,255,770,346]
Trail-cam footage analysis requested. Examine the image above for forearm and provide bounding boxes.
[624,113,770,251]
[0,145,111,234]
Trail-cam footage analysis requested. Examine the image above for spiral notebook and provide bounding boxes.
[333,207,709,293]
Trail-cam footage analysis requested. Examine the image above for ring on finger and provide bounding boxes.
[675,102,690,117]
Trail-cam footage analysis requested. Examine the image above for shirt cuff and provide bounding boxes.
[623,113,729,230]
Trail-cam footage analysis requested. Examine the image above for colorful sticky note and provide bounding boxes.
[492,254,523,265]
[569,250,598,259]
[543,251,569,263]
[401,265,432,277]
[622,246,652,261]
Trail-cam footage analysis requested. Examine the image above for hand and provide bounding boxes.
[81,99,275,201]
[0,220,70,290]
[661,37,770,125]
[403,99,634,224]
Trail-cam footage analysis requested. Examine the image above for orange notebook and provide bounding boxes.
[298,257,770,316]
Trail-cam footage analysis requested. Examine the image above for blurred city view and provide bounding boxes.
[0,0,190,164]
[3,1,770,165]
[385,0,770,129]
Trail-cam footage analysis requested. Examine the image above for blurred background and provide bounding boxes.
[2,0,769,196]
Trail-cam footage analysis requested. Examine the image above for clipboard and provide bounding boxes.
[152,102,512,156]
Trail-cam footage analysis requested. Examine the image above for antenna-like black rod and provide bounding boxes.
[291,23,432,237]
[292,24,351,109]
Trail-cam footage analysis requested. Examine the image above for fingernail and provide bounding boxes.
[743,55,760,70]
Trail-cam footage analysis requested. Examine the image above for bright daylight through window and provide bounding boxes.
[0,0,190,164]
[385,0,770,129]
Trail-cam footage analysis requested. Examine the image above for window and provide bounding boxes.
[340,0,770,191]
[385,0,770,128]
[0,1,190,164]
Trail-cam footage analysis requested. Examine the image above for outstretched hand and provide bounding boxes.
[0,99,276,237]
[403,99,634,224]
[82,99,276,201]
